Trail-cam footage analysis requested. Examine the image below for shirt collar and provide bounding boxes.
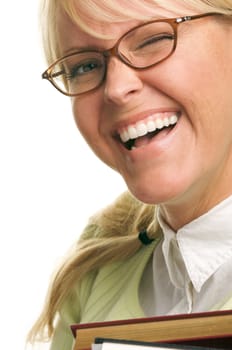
[157,196,232,292]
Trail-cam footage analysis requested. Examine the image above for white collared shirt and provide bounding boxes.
[140,196,232,316]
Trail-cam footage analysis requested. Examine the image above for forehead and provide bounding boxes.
[56,0,196,55]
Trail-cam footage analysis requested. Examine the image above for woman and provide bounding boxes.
[29,1,232,349]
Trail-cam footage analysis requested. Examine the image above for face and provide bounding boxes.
[57,2,232,227]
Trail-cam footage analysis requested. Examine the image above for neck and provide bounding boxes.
[160,188,232,232]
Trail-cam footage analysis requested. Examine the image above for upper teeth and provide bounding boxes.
[119,113,179,143]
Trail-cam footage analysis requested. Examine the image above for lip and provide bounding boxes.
[112,108,181,133]
[111,108,181,148]
[113,111,182,159]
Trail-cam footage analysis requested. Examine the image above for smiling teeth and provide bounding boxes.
[119,113,179,143]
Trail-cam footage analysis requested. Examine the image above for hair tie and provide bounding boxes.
[138,230,154,245]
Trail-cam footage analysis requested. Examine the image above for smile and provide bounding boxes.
[118,112,179,150]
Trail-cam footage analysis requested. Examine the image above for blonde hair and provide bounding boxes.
[40,0,232,65]
[28,192,158,342]
[30,0,232,344]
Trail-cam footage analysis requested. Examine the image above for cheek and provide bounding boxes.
[148,42,232,124]
[71,96,117,168]
[71,97,104,161]
[71,96,98,139]
[72,101,101,156]
[143,46,232,164]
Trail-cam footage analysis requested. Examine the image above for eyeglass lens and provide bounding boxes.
[50,21,175,95]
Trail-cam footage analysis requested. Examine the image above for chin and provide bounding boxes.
[127,186,172,205]
[126,177,187,206]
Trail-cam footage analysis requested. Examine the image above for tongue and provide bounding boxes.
[134,135,152,148]
[134,127,171,148]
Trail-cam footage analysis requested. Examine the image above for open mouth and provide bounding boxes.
[118,113,179,151]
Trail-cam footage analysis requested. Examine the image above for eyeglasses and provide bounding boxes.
[42,12,220,96]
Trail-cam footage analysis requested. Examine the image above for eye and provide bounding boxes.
[66,59,104,80]
[136,33,174,51]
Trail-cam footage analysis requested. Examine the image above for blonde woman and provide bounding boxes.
[29,1,232,349]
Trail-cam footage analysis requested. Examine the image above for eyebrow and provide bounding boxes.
[61,41,119,58]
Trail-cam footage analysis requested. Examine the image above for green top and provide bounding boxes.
[49,238,232,350]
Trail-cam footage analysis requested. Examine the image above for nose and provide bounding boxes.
[103,57,143,106]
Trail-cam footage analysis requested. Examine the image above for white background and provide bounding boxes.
[0,2,126,349]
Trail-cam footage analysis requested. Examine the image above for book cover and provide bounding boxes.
[71,310,232,350]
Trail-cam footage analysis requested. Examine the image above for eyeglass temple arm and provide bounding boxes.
[42,70,64,80]
[175,16,193,23]
[175,12,221,24]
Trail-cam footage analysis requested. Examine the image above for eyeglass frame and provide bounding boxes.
[42,12,221,97]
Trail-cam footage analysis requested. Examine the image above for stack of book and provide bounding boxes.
[71,310,232,350]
